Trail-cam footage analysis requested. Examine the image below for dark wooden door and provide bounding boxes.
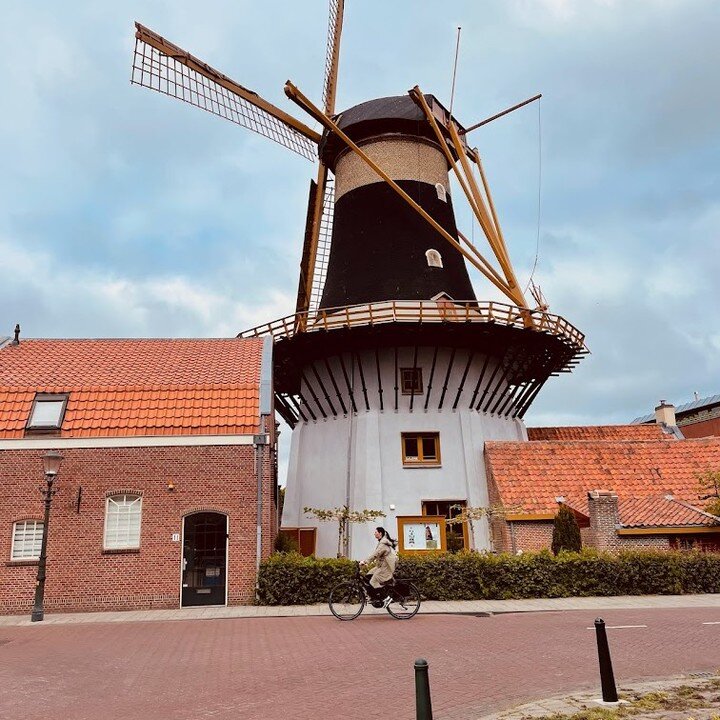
[182,512,227,607]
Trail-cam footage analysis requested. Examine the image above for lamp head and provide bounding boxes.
[43,450,63,478]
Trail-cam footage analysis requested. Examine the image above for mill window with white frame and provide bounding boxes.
[104,494,143,550]
[11,520,44,561]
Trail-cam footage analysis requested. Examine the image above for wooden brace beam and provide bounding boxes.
[284,81,523,306]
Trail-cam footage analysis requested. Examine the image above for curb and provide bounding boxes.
[475,673,720,720]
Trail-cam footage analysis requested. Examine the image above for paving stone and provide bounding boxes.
[1,607,720,719]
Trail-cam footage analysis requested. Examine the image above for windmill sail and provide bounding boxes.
[131,23,319,160]
[309,174,335,312]
[321,0,344,114]
[293,1,344,324]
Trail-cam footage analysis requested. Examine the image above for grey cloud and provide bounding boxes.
[2,0,718,432]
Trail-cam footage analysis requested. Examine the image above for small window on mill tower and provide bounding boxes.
[426,249,443,268]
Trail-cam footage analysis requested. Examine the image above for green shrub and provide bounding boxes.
[256,548,720,605]
[446,529,465,554]
[273,532,299,554]
[551,505,582,554]
[257,552,355,605]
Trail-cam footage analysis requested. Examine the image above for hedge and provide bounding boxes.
[256,549,720,605]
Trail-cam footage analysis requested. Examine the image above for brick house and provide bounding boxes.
[0,335,277,615]
[633,395,720,439]
[485,425,720,553]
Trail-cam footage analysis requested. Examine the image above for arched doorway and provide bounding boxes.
[181,512,228,607]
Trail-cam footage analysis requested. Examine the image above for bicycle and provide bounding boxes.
[328,562,422,621]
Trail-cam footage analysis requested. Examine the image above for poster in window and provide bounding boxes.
[403,522,441,551]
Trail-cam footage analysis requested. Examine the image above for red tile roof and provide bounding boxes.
[528,425,671,441]
[618,496,719,528]
[0,338,265,438]
[486,438,720,520]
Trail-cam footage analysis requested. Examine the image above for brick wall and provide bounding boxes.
[0,443,276,615]
[499,517,671,553]
[486,465,512,552]
[586,490,619,550]
[586,489,671,551]
[486,483,673,553]
[681,417,720,439]
[510,521,553,552]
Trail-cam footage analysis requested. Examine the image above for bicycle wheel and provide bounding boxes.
[386,580,421,619]
[329,581,366,621]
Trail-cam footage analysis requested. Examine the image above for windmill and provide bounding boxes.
[131,2,588,559]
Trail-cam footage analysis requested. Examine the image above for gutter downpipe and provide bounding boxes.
[344,356,355,558]
[255,336,274,596]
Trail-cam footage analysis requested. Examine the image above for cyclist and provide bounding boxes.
[360,526,397,608]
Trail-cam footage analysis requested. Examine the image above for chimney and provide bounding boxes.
[11,324,20,346]
[587,490,619,550]
[654,400,676,426]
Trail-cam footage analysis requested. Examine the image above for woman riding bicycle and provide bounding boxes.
[328,527,420,620]
[360,526,397,607]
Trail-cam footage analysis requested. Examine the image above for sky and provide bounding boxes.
[2,0,719,479]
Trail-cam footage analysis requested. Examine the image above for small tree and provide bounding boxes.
[278,486,286,520]
[698,469,720,516]
[551,504,582,554]
[303,505,386,558]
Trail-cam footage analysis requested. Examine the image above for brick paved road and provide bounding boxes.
[1,607,719,720]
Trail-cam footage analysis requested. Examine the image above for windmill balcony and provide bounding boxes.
[238,298,586,349]
[238,299,588,428]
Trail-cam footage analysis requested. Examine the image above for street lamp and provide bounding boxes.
[31,450,63,622]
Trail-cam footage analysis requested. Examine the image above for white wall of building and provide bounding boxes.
[282,347,527,559]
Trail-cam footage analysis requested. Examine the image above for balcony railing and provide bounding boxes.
[238,299,587,351]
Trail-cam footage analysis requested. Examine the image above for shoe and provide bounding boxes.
[382,595,392,609]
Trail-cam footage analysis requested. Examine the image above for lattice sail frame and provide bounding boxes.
[131,35,317,161]
[308,174,335,312]
[321,0,342,112]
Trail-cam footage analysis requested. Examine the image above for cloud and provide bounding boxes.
[1,0,719,449]
[0,239,293,339]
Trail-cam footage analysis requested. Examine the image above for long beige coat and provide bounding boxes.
[364,536,397,588]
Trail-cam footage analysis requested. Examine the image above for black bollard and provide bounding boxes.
[594,618,619,703]
[414,658,433,720]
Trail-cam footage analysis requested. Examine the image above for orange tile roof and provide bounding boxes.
[527,425,671,441]
[0,338,265,438]
[486,438,720,519]
[618,496,719,528]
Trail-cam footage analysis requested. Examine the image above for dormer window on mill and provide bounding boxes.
[26,394,69,432]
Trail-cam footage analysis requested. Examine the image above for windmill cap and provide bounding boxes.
[320,94,448,169]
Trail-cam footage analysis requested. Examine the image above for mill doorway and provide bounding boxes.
[422,500,469,552]
[181,512,228,607]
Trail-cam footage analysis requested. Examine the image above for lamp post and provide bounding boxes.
[31,450,63,622]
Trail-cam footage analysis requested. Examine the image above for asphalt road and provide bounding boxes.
[1,607,719,719]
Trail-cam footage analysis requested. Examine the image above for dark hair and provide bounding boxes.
[376,526,397,550]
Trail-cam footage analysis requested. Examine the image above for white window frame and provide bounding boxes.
[425,249,443,268]
[103,494,143,550]
[11,520,44,560]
